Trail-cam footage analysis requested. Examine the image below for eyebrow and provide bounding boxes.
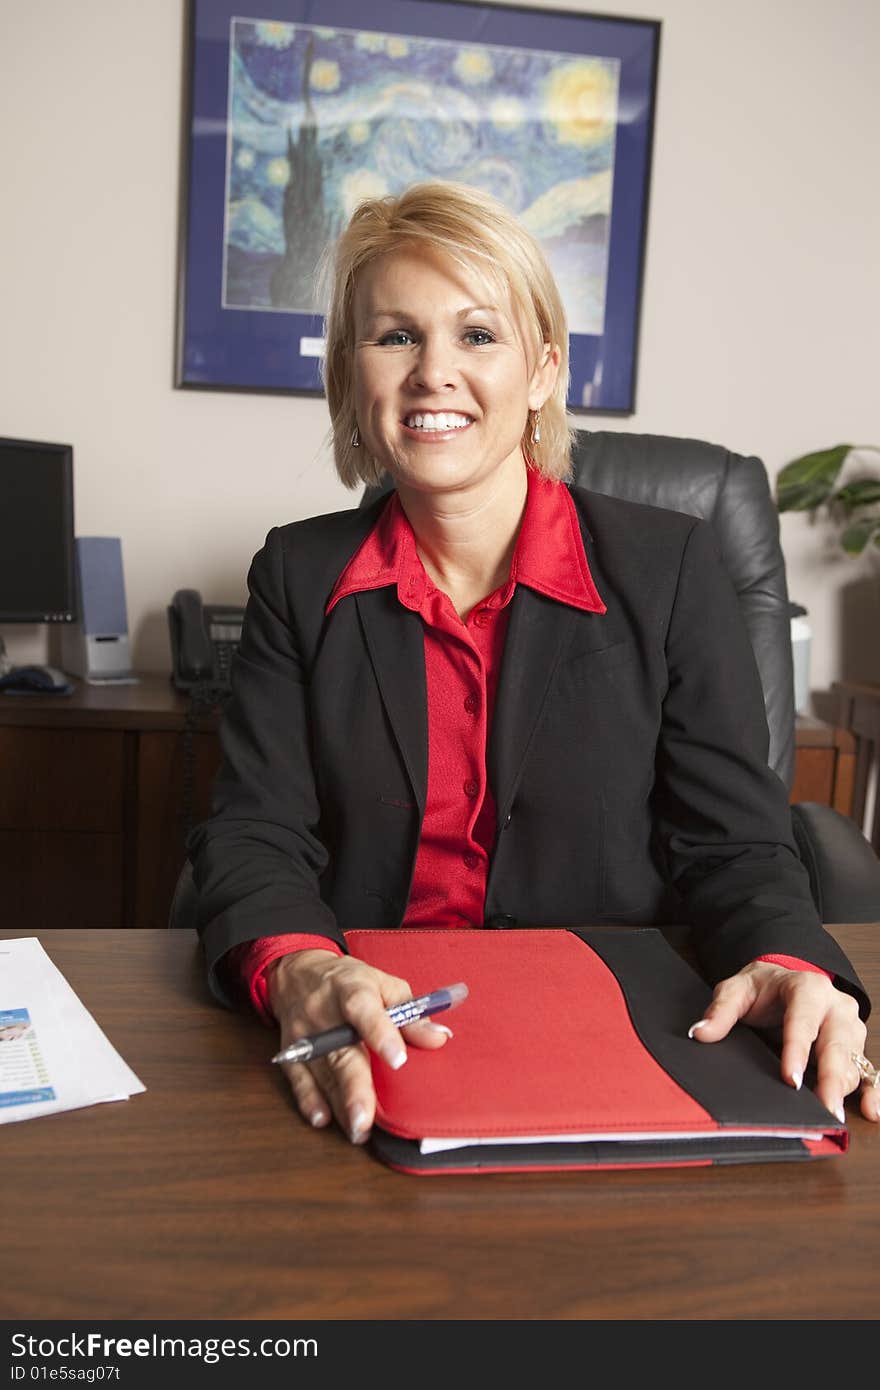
[362,304,505,327]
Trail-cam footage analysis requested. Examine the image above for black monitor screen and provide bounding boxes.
[0,437,77,623]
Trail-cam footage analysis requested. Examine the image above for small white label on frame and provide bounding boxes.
[300,337,326,358]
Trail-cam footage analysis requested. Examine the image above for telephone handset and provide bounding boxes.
[167,589,244,695]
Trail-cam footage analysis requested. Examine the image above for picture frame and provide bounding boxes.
[176,0,660,413]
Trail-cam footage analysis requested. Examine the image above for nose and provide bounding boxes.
[408,334,457,393]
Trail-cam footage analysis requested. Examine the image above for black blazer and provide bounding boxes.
[190,486,868,1015]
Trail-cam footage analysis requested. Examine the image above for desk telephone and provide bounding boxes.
[167,589,244,695]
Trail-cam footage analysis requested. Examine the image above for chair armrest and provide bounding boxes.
[791,802,880,923]
[168,859,199,931]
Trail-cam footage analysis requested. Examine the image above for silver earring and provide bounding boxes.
[531,409,542,445]
[351,426,360,448]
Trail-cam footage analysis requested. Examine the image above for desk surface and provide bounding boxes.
[3,926,879,1322]
[0,675,217,730]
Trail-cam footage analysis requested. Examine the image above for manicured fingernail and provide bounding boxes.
[835,1105,846,1124]
[309,1108,328,1127]
[380,1039,407,1069]
[349,1105,370,1142]
[791,1071,803,1091]
[688,1020,709,1039]
[428,1023,453,1039]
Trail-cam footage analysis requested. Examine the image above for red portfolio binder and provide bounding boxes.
[344,927,848,1175]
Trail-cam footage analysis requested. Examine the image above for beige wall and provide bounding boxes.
[2,0,878,703]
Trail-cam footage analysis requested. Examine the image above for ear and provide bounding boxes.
[527,342,561,410]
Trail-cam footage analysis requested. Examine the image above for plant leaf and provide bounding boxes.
[833,479,880,510]
[840,513,880,554]
[775,444,852,512]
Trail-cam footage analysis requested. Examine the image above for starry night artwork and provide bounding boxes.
[225,19,618,338]
[178,2,659,411]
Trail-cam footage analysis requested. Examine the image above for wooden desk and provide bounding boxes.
[0,684,859,936]
[2,926,878,1322]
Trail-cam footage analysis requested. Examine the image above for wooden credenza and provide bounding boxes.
[0,680,859,932]
[789,713,856,814]
[0,677,222,930]
[832,681,880,853]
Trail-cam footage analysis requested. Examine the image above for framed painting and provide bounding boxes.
[176,0,660,412]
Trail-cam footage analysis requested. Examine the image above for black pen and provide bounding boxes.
[271,982,469,1065]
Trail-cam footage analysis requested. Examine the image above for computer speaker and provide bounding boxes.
[61,537,133,681]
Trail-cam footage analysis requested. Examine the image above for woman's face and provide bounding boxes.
[351,245,557,499]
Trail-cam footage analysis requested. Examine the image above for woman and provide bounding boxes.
[190,181,876,1145]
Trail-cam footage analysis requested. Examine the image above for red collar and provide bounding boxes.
[326,467,605,615]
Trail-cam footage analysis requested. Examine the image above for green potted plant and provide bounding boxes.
[776,443,880,712]
[775,444,880,553]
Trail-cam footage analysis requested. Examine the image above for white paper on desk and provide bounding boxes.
[419,1127,824,1154]
[0,937,145,1124]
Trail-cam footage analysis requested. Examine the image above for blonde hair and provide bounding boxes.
[320,181,574,489]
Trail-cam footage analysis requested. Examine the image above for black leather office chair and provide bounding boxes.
[170,429,880,928]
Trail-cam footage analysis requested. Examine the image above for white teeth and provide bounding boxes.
[405,412,472,431]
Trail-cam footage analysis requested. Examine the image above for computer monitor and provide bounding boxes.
[0,436,77,623]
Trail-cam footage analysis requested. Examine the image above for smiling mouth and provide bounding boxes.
[403,412,474,433]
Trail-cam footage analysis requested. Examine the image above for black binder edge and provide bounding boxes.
[369,1128,838,1175]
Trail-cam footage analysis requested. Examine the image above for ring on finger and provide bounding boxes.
[851,1051,880,1088]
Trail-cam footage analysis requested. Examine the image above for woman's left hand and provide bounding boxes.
[688,962,879,1123]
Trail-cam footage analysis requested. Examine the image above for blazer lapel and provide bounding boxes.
[489,587,579,824]
[356,587,428,813]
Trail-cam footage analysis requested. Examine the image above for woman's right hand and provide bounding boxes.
[266,948,452,1143]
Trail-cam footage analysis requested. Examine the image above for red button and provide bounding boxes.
[463,851,479,870]
[464,693,479,714]
[473,611,491,627]
[463,779,479,798]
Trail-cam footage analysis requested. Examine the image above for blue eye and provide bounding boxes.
[377,330,413,347]
[464,328,495,346]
